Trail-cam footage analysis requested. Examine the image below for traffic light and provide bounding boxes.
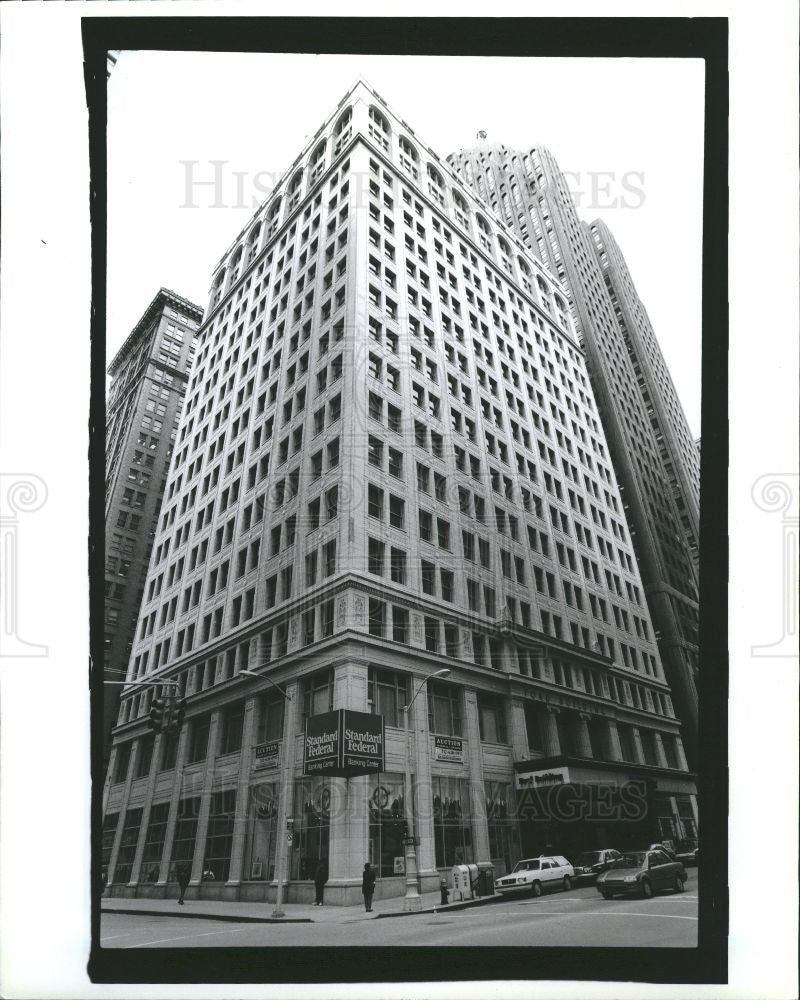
[170,697,187,733]
[149,697,165,731]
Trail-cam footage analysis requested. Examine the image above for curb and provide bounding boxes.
[373,894,504,919]
[101,906,311,924]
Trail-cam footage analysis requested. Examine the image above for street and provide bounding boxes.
[100,871,697,948]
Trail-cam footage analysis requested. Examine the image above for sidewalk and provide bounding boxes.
[101,888,503,924]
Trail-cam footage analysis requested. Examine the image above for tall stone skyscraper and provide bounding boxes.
[104,288,203,757]
[102,83,697,905]
[448,144,700,764]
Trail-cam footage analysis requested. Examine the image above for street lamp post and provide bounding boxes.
[401,667,450,912]
[239,669,293,919]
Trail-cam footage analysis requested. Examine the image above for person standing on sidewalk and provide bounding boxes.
[362,862,376,912]
[313,860,327,906]
[176,863,191,906]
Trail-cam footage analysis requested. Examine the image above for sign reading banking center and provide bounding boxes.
[303,709,385,778]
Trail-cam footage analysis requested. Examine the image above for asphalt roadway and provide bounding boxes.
[100,870,698,949]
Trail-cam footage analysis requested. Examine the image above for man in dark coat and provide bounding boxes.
[362,862,377,912]
[176,863,191,905]
[313,860,327,906]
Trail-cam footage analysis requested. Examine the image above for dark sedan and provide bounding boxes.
[596,849,688,899]
[572,849,621,883]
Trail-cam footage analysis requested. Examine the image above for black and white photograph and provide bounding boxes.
[0,6,797,1000]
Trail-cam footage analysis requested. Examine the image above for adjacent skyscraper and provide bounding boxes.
[104,289,203,757]
[448,145,701,765]
[102,83,697,905]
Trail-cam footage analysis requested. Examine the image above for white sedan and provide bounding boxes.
[494,856,575,897]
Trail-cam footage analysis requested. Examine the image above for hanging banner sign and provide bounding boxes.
[303,709,385,777]
[433,735,464,762]
[253,740,280,769]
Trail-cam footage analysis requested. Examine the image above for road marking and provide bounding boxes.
[128,925,248,948]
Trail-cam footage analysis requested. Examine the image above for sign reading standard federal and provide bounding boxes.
[303,709,385,777]
[303,710,341,775]
[341,709,384,776]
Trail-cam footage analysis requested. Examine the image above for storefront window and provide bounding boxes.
[140,802,170,883]
[169,796,201,881]
[427,681,463,737]
[289,776,330,880]
[432,776,473,867]
[368,668,409,729]
[203,789,237,881]
[244,781,279,881]
[485,780,521,876]
[113,807,143,883]
[368,773,406,877]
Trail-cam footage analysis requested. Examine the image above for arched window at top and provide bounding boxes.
[286,170,303,210]
[309,140,327,184]
[265,196,282,239]
[497,235,513,275]
[229,245,244,284]
[427,163,445,207]
[333,107,352,154]
[475,213,494,255]
[399,135,419,179]
[451,189,471,232]
[246,221,262,263]
[211,266,226,306]
[518,256,533,293]
[537,276,552,312]
[368,106,390,152]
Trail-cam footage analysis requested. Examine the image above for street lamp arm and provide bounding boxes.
[239,668,293,700]
[402,667,450,713]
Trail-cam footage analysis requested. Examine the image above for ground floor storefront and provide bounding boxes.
[513,755,698,859]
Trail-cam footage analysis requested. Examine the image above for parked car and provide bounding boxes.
[572,848,622,883]
[596,849,688,899]
[495,855,575,898]
[673,839,699,867]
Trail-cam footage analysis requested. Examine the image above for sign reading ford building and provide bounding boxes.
[303,709,384,777]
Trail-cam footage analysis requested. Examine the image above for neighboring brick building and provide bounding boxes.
[104,289,203,759]
[102,82,697,906]
[448,145,701,766]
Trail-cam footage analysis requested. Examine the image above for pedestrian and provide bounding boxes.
[362,861,376,912]
[313,860,327,906]
[176,863,191,906]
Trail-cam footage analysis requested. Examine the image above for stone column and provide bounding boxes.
[155,722,190,886]
[605,718,624,763]
[129,733,164,886]
[574,713,594,759]
[652,731,670,769]
[413,677,437,878]
[103,746,118,815]
[629,726,646,765]
[463,690,490,861]
[674,734,690,771]
[505,697,529,761]
[328,660,370,886]
[105,739,140,886]
[226,696,258,886]
[272,680,300,905]
[541,706,561,757]
[189,711,221,885]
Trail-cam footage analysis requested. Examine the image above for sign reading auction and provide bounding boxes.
[303,709,384,778]
[433,735,464,762]
[253,740,280,769]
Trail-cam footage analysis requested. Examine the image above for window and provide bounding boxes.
[392,606,409,644]
[368,598,386,637]
[139,802,170,883]
[368,667,409,728]
[389,495,405,529]
[168,796,201,881]
[112,807,143,883]
[432,776,473,868]
[477,693,507,743]
[368,537,385,575]
[427,680,462,736]
[203,789,237,882]
[303,668,334,719]
[390,547,406,584]
[219,703,245,756]
[188,715,211,763]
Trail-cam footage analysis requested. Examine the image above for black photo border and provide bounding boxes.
[86,14,728,987]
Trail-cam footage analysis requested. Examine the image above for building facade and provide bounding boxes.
[102,83,697,907]
[447,145,701,765]
[104,289,203,757]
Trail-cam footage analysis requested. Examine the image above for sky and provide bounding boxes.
[107,52,704,435]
